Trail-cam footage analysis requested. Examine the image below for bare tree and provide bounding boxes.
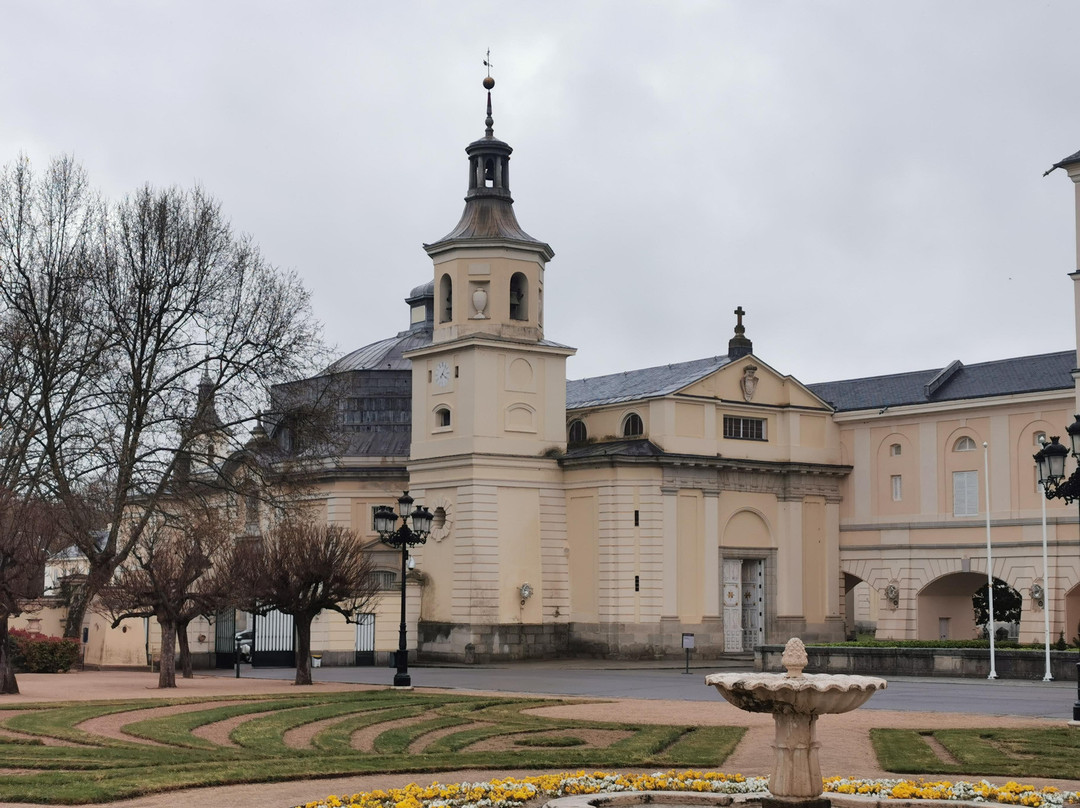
[0,492,56,694]
[233,520,378,685]
[0,154,329,640]
[97,505,232,688]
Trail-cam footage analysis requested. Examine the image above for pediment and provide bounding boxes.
[676,355,832,410]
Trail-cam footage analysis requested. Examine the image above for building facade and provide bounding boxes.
[17,93,1080,667]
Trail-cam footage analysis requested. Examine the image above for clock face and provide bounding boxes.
[434,361,451,387]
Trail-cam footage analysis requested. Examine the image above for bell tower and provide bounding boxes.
[404,69,574,661]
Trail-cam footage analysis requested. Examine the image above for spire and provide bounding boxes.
[728,306,753,359]
[483,48,495,137]
[424,59,553,260]
[192,365,224,431]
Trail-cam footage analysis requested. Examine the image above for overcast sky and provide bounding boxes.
[3,1,1079,386]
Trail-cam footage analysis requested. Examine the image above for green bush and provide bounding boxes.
[8,629,80,673]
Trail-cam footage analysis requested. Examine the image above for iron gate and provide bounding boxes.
[355,613,375,666]
[214,610,236,668]
[253,610,295,667]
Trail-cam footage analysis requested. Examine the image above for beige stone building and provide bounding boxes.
[17,93,1080,668]
[251,89,1080,663]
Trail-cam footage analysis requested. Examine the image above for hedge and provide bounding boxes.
[8,629,80,673]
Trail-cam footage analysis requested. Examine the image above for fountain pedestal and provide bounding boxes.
[706,638,886,805]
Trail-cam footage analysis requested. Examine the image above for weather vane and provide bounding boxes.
[484,48,493,78]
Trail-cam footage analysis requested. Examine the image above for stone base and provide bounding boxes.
[761,798,830,808]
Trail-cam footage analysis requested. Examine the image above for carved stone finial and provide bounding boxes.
[782,637,808,678]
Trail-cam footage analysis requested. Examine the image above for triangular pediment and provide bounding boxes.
[676,355,832,410]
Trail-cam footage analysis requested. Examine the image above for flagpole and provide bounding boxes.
[984,442,997,680]
[1040,480,1054,681]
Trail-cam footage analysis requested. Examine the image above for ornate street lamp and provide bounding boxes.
[1033,420,1080,720]
[373,491,433,688]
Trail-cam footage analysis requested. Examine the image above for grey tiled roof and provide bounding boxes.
[567,355,734,409]
[323,327,432,373]
[562,439,666,459]
[807,351,1075,412]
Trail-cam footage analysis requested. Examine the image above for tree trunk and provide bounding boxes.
[294,614,312,686]
[62,583,90,640]
[157,618,177,688]
[176,619,193,679]
[0,618,19,695]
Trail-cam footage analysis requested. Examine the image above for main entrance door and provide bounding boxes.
[722,558,765,652]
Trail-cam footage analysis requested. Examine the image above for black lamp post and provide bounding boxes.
[1033,415,1080,722]
[373,491,432,688]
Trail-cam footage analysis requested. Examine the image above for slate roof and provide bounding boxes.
[323,327,432,374]
[567,355,734,409]
[1048,148,1080,174]
[807,351,1075,412]
[562,439,666,460]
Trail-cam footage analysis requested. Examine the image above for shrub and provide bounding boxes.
[8,629,80,673]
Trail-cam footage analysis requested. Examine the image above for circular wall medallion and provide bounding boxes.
[428,496,454,542]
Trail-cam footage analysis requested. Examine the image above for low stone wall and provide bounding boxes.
[756,644,1080,680]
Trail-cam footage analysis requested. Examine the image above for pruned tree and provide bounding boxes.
[97,505,233,688]
[0,492,56,694]
[0,154,331,641]
[232,520,378,685]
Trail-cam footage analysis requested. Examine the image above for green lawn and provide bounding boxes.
[871,727,1080,779]
[0,690,744,804]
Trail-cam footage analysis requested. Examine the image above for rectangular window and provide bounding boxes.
[952,470,979,516]
[891,475,902,502]
[723,415,766,441]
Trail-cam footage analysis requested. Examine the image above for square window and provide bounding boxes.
[723,415,766,441]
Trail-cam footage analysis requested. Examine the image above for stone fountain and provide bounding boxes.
[705,637,886,806]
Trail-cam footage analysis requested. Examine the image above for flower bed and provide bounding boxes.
[297,771,1080,808]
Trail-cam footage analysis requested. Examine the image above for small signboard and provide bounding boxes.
[681,633,695,650]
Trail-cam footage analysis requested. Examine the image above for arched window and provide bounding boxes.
[510,272,528,321]
[622,412,644,437]
[954,436,977,452]
[435,407,451,428]
[890,443,901,456]
[439,274,453,323]
[568,419,587,444]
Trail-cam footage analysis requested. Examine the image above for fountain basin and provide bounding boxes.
[704,672,885,715]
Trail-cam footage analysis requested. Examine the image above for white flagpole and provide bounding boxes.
[984,442,997,680]
[1040,482,1053,681]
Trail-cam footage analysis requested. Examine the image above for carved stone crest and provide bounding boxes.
[740,365,759,402]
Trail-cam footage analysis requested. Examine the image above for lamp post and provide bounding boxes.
[373,491,432,688]
[1033,416,1080,721]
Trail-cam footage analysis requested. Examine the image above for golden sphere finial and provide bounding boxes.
[483,76,495,90]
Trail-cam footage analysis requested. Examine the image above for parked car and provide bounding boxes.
[235,629,253,663]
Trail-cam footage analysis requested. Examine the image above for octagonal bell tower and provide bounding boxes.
[404,72,575,661]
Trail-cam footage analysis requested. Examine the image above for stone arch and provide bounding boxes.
[875,431,916,514]
[439,274,453,323]
[505,402,536,432]
[509,272,528,321]
[916,571,1019,641]
[842,571,879,640]
[1015,417,1058,510]
[1066,581,1080,646]
[721,508,773,548]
